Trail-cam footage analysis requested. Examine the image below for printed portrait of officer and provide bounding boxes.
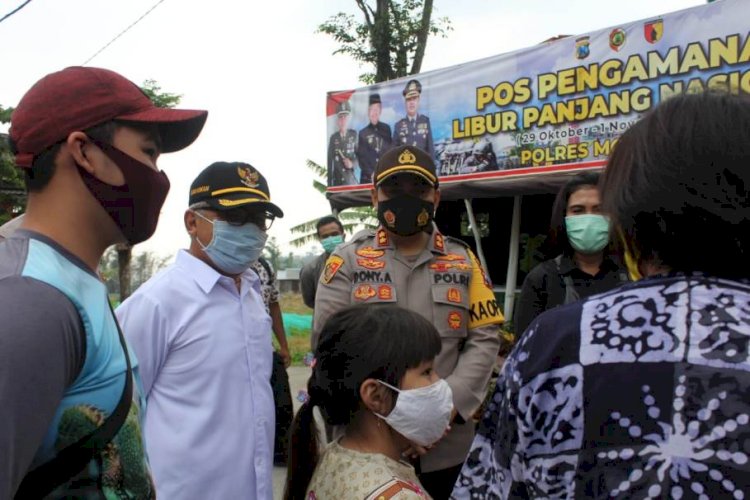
[327,100,358,186]
[392,79,435,159]
[357,93,392,185]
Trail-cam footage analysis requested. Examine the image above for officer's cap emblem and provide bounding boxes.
[398,149,417,165]
[238,166,260,188]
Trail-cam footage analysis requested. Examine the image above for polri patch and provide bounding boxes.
[322,255,344,284]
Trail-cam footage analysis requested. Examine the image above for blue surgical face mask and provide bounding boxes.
[321,234,343,254]
[193,210,268,275]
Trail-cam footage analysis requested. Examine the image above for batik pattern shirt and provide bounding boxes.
[453,273,750,499]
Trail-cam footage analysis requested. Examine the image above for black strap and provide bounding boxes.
[258,256,273,279]
[554,255,580,305]
[15,303,133,499]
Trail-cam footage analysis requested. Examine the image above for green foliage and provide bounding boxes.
[0,105,25,225]
[99,246,169,297]
[519,233,546,274]
[318,0,451,84]
[263,236,282,270]
[0,105,12,123]
[140,79,182,109]
[290,160,377,247]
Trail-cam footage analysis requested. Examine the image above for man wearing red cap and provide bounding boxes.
[0,67,207,499]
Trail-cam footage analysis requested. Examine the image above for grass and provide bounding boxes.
[278,292,313,366]
[279,292,313,315]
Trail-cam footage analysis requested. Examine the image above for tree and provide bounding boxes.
[0,105,25,225]
[99,246,169,303]
[140,80,182,109]
[289,160,377,248]
[263,236,282,271]
[318,0,451,84]
[117,80,183,301]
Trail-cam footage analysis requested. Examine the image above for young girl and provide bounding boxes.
[284,304,453,500]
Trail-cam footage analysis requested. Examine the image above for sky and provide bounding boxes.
[0,0,704,260]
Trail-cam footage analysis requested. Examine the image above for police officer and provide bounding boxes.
[357,93,392,184]
[392,79,435,159]
[327,100,358,186]
[312,145,504,500]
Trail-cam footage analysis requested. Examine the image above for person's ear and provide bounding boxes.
[359,378,392,416]
[185,210,198,236]
[433,188,441,212]
[66,131,95,174]
[370,188,379,209]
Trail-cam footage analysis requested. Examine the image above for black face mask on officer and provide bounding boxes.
[377,195,434,236]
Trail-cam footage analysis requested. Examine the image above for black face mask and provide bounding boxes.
[377,195,434,236]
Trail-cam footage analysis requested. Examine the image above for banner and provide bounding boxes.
[325,0,750,208]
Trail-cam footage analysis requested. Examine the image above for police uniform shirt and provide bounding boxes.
[312,226,504,473]
[327,129,358,186]
[392,115,435,159]
[357,122,392,184]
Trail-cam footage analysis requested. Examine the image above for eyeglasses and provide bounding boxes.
[195,208,275,231]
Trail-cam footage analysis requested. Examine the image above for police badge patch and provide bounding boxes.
[322,255,344,284]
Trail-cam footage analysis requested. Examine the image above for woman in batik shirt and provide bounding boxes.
[453,92,750,499]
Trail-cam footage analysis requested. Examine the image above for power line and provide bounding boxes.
[0,0,33,25]
[82,0,167,65]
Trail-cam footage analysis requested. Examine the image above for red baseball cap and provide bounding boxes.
[10,66,208,168]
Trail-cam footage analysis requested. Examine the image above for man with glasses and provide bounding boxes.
[312,146,503,500]
[116,162,283,500]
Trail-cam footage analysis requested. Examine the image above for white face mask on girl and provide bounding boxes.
[375,379,453,447]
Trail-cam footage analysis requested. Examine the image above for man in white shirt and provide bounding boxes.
[116,161,283,499]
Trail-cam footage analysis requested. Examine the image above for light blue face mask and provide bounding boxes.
[193,210,268,275]
[565,214,610,254]
[321,234,344,254]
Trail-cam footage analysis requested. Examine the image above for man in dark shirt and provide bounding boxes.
[357,93,392,184]
[300,216,345,309]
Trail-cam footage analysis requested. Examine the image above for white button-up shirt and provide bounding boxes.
[117,250,274,500]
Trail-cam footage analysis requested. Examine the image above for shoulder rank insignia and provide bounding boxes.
[376,228,389,247]
[322,255,344,284]
[434,233,445,252]
[357,258,386,270]
[356,246,385,258]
